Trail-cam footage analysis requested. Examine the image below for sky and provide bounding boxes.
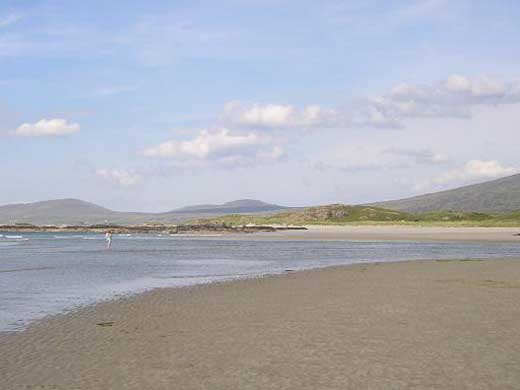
[1,0,520,211]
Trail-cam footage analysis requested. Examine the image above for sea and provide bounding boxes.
[1,231,519,332]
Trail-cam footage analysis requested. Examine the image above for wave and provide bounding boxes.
[0,236,29,245]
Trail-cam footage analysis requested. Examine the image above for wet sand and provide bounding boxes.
[2,258,520,389]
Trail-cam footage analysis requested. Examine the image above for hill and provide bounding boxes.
[0,199,154,225]
[3,173,520,226]
[170,199,287,214]
[0,198,288,225]
[370,174,520,214]
[189,205,417,226]
[189,204,520,227]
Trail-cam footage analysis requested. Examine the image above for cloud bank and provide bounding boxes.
[220,75,520,132]
[360,74,520,128]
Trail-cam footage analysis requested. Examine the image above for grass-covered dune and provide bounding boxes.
[188,204,520,227]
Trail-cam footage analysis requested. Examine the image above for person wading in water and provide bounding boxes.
[105,231,113,250]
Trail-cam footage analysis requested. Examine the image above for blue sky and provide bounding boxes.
[1,0,520,211]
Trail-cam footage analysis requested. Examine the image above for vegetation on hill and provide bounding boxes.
[188,204,520,227]
[371,174,520,214]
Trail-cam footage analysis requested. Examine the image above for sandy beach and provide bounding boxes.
[271,225,520,242]
[1,257,520,389]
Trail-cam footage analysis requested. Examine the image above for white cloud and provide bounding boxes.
[96,168,141,187]
[221,75,520,132]
[438,160,517,184]
[360,74,520,129]
[142,128,283,167]
[143,128,264,159]
[221,101,340,129]
[442,74,507,97]
[414,160,518,191]
[14,118,80,137]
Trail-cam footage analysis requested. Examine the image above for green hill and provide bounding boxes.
[371,174,520,214]
[190,205,415,226]
[189,204,520,227]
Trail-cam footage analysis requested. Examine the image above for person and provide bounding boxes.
[105,231,113,249]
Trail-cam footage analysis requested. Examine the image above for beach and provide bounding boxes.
[4,1,520,389]
[2,256,520,389]
[280,225,520,242]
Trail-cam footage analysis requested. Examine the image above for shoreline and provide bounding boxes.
[2,254,515,335]
[2,258,520,389]
[2,254,520,335]
[3,229,518,335]
[2,224,520,242]
[0,223,299,235]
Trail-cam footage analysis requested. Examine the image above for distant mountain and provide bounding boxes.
[0,198,289,225]
[4,173,519,226]
[171,199,288,214]
[0,198,112,223]
[0,199,151,225]
[370,174,520,214]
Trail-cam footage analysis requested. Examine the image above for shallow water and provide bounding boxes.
[1,232,519,332]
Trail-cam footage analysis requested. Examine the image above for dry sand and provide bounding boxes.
[2,258,520,389]
[265,225,520,242]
